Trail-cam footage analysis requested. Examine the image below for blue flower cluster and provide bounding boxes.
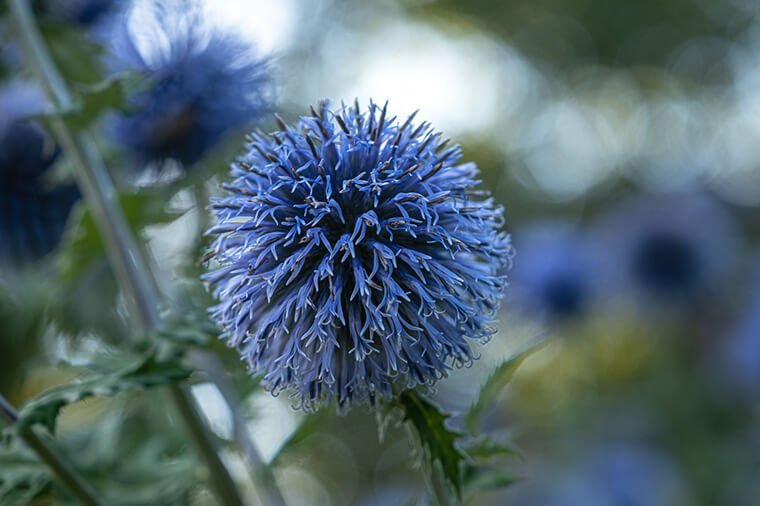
[510,221,604,321]
[0,83,80,265]
[511,192,737,325]
[110,4,270,169]
[205,101,513,410]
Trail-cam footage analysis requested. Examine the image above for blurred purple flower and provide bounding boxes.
[508,444,689,506]
[0,82,80,264]
[51,0,122,27]
[719,258,760,392]
[109,2,270,169]
[510,221,605,321]
[205,101,513,411]
[600,192,737,307]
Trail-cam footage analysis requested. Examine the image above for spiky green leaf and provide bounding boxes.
[398,391,466,501]
[466,340,546,432]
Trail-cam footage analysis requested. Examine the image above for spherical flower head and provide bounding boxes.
[510,221,605,321]
[110,3,270,168]
[0,82,80,264]
[205,100,513,411]
[600,192,737,307]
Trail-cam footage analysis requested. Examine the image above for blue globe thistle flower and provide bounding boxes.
[0,82,80,264]
[205,101,513,410]
[600,193,737,307]
[109,3,270,168]
[510,221,605,321]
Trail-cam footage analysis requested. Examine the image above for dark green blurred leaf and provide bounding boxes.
[67,75,130,130]
[461,464,520,502]
[40,23,103,84]
[59,191,184,286]
[11,350,190,435]
[0,438,51,505]
[464,435,521,462]
[398,391,466,501]
[156,318,216,349]
[0,280,51,394]
[466,340,546,433]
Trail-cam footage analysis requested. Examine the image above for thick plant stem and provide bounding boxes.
[0,394,104,506]
[8,2,245,505]
[192,351,288,506]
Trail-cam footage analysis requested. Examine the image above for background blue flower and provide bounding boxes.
[109,2,270,169]
[205,100,513,410]
[509,221,606,322]
[718,257,760,394]
[598,192,738,308]
[0,82,80,264]
[49,0,122,27]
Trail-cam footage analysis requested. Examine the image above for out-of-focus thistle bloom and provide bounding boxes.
[110,3,270,169]
[719,259,760,393]
[600,193,736,307]
[0,82,80,264]
[49,0,122,27]
[509,444,689,506]
[510,221,604,321]
[204,101,513,410]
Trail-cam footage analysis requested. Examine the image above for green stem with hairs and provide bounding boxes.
[0,394,104,506]
[7,2,245,505]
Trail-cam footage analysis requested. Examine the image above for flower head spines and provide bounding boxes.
[206,100,512,411]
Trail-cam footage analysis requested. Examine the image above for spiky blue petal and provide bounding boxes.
[110,3,270,168]
[205,101,513,410]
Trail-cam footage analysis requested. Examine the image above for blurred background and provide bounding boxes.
[2,0,760,504]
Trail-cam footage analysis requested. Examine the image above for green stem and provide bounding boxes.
[0,394,104,506]
[192,351,287,506]
[7,2,245,505]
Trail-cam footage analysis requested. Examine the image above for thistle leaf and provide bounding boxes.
[11,352,190,435]
[398,391,466,501]
[466,340,547,432]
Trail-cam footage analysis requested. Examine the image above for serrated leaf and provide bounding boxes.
[398,391,466,501]
[466,340,547,432]
[67,75,130,130]
[40,23,104,84]
[156,318,216,349]
[461,465,520,501]
[12,352,191,434]
[464,435,521,462]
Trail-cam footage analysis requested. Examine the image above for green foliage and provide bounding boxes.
[10,348,191,435]
[397,342,539,504]
[54,191,184,338]
[59,191,184,286]
[466,340,546,433]
[398,391,468,501]
[0,439,51,505]
[40,22,104,84]
[66,73,136,130]
[0,284,48,393]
